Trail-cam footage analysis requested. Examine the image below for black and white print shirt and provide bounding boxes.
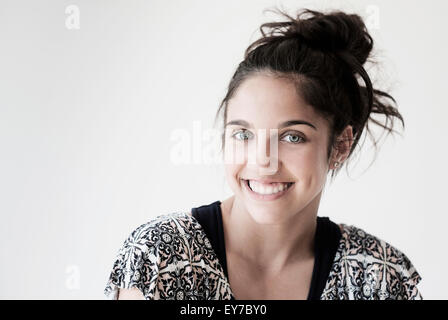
[104,211,422,300]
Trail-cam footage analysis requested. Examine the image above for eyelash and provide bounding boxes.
[231,129,306,144]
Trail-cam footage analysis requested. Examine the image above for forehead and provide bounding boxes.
[227,74,320,123]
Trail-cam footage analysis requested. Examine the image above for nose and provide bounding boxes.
[256,129,270,167]
[250,129,279,174]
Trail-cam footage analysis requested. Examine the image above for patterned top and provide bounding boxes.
[103,211,423,300]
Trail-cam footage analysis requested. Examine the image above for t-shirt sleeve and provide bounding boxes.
[104,222,159,300]
[398,252,423,300]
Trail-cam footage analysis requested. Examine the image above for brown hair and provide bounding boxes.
[214,7,404,180]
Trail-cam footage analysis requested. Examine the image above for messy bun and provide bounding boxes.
[252,9,373,65]
[215,7,405,180]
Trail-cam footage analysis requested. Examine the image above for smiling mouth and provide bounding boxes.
[241,179,294,196]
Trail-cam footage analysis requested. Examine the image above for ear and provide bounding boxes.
[329,125,354,170]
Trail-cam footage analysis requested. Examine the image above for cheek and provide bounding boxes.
[224,162,237,178]
[281,146,328,186]
[223,139,246,173]
[223,138,247,166]
[281,146,320,169]
[224,162,246,195]
[224,162,243,185]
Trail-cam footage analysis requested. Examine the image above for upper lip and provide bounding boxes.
[242,178,293,184]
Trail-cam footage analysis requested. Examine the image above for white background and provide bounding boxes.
[0,0,446,299]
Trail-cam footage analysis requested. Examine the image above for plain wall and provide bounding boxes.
[0,0,446,299]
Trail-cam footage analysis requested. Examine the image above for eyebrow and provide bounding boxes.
[225,119,317,130]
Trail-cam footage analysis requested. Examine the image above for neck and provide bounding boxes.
[221,194,320,274]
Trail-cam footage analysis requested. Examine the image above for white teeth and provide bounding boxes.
[247,180,291,195]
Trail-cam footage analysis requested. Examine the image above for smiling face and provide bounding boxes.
[223,73,341,225]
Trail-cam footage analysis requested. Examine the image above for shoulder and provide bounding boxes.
[136,211,195,234]
[104,211,227,300]
[104,212,194,299]
[115,211,215,261]
[125,211,198,245]
[339,223,418,272]
[324,222,422,300]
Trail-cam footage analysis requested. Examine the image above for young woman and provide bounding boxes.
[104,8,422,300]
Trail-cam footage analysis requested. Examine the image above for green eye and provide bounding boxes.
[231,130,306,144]
[282,134,305,144]
[232,130,253,141]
